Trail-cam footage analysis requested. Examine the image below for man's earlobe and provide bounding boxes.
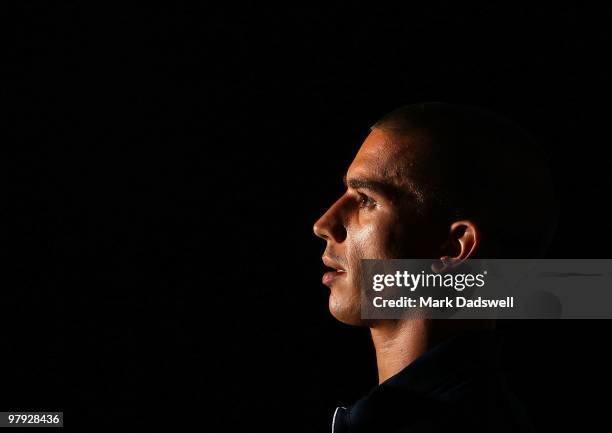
[434,220,481,272]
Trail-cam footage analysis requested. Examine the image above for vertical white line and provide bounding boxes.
[331,406,346,433]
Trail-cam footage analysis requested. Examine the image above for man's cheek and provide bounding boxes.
[351,224,384,257]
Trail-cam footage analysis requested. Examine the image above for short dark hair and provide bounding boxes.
[371,102,558,258]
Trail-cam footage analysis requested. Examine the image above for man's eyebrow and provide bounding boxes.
[342,174,408,201]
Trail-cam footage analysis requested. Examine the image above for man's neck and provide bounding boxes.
[369,319,495,384]
[369,320,429,384]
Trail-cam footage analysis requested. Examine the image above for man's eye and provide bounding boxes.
[358,193,376,208]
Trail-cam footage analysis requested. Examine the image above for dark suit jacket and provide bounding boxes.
[331,330,535,433]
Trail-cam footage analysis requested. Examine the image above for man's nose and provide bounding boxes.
[313,199,347,243]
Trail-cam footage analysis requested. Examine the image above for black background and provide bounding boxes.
[6,2,612,431]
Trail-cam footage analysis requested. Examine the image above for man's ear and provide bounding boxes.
[434,220,481,271]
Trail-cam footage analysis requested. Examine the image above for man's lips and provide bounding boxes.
[322,255,348,285]
[322,269,347,285]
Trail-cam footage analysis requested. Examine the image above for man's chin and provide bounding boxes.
[328,293,368,326]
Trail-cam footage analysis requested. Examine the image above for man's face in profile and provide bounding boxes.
[314,128,445,325]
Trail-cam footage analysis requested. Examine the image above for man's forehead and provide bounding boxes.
[347,128,425,183]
